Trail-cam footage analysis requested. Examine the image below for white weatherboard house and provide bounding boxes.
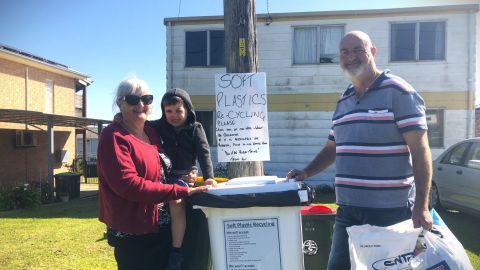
[164,4,479,186]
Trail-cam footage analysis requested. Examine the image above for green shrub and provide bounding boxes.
[0,183,42,211]
[29,181,53,204]
[314,184,335,195]
[0,187,14,211]
[11,184,40,209]
[214,163,229,178]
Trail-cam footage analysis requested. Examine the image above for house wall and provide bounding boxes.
[476,10,480,137]
[0,58,76,120]
[0,57,77,185]
[476,9,480,107]
[166,7,477,186]
[476,109,480,137]
[0,129,73,186]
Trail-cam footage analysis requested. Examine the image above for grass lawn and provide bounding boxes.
[0,192,478,269]
[0,197,115,270]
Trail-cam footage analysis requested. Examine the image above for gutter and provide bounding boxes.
[467,9,476,138]
[167,21,174,90]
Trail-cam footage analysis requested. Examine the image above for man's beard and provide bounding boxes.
[343,63,366,79]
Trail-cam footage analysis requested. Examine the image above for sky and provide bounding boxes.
[0,0,476,120]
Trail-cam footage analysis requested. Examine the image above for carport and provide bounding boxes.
[0,108,110,195]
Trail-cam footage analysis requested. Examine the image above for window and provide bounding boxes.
[426,109,444,148]
[15,130,38,147]
[45,80,53,113]
[186,30,225,67]
[196,111,216,146]
[442,142,469,165]
[391,21,445,61]
[293,25,344,64]
[465,142,480,170]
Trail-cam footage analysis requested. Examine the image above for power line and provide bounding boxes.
[177,0,182,18]
[266,0,273,25]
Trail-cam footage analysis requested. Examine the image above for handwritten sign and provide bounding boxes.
[215,73,270,162]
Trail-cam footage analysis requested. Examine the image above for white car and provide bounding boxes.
[430,138,480,217]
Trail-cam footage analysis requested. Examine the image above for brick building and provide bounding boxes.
[0,44,108,187]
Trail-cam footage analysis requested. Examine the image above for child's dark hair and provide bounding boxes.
[162,95,185,107]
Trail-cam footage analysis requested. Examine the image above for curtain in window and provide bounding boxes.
[419,22,445,60]
[293,27,316,64]
[433,23,445,59]
[433,23,445,58]
[319,26,343,63]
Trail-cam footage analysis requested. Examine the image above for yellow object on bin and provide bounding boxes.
[195,176,229,186]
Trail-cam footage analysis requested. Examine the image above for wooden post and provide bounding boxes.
[223,0,263,178]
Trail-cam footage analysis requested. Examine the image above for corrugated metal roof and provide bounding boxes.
[0,44,90,80]
[0,109,110,129]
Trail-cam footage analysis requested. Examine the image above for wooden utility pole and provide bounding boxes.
[223,0,263,178]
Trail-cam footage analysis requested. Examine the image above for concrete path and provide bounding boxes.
[80,183,98,198]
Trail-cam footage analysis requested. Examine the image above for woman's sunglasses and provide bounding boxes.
[122,95,154,106]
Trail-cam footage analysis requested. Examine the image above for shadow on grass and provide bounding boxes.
[312,190,479,256]
[96,232,107,242]
[434,207,480,255]
[0,196,98,219]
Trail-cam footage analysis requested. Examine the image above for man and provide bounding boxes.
[287,31,433,269]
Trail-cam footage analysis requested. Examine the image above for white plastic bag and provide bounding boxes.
[410,210,473,270]
[347,219,422,270]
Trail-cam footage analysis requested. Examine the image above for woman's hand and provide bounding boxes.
[187,185,209,196]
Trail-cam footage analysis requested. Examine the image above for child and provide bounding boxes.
[148,88,216,270]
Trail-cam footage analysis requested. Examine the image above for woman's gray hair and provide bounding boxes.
[113,77,151,109]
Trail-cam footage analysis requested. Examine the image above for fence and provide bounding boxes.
[74,159,98,184]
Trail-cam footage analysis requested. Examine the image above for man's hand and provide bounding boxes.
[286,169,308,181]
[412,205,432,230]
[285,140,336,181]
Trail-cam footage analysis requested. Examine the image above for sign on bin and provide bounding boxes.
[224,218,281,270]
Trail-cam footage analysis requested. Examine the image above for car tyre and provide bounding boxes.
[429,182,442,210]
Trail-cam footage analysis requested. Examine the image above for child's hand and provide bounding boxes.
[113,113,123,123]
[204,178,218,187]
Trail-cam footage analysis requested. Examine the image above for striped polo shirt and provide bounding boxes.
[329,70,427,208]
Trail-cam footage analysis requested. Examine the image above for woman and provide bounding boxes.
[97,77,207,270]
